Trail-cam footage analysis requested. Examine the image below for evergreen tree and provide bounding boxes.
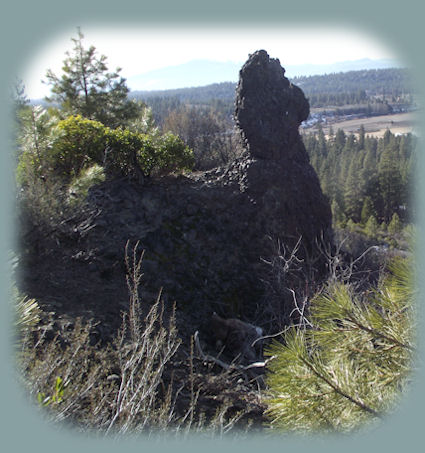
[360,196,375,224]
[334,129,346,153]
[388,212,402,235]
[265,256,415,433]
[16,106,61,185]
[331,199,346,227]
[317,124,328,157]
[358,124,365,150]
[364,215,379,238]
[303,126,414,229]
[378,141,403,222]
[344,157,364,222]
[44,28,142,128]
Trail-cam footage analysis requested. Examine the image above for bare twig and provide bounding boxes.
[194,331,273,371]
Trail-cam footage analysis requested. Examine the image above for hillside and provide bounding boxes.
[130,68,411,104]
[130,67,414,128]
[14,41,415,437]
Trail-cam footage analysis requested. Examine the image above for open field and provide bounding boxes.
[304,111,418,138]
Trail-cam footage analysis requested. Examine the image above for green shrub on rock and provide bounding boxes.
[17,111,194,188]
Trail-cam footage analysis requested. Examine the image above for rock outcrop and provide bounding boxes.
[235,49,310,160]
[21,50,332,346]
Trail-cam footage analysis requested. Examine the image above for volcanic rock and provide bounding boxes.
[235,49,310,160]
[20,50,332,343]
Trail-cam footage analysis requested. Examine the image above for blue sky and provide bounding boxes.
[22,25,399,99]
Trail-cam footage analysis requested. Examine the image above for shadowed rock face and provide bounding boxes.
[229,49,332,254]
[21,50,333,343]
[235,50,310,160]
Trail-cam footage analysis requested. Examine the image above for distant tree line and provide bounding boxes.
[130,68,414,125]
[130,82,236,107]
[303,127,416,234]
[293,68,414,107]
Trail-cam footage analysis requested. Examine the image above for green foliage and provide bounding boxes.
[345,218,357,232]
[361,196,376,224]
[107,127,193,177]
[265,255,415,433]
[16,106,62,185]
[364,215,379,238]
[152,132,195,175]
[68,164,105,206]
[304,129,415,226]
[53,114,109,179]
[45,28,142,128]
[126,103,159,136]
[16,111,194,190]
[388,212,402,235]
[331,200,346,227]
[37,377,66,407]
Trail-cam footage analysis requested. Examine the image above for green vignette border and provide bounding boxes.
[1,0,425,451]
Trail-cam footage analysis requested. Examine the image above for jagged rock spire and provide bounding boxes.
[235,49,310,160]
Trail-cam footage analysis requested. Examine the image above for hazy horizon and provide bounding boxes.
[21,26,401,99]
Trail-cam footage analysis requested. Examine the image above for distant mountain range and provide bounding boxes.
[126,58,402,92]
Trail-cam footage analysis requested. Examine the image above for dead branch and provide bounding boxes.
[194,331,274,372]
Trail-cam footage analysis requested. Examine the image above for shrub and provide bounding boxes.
[15,243,249,437]
[17,243,181,434]
[150,132,194,176]
[52,115,109,179]
[17,112,194,187]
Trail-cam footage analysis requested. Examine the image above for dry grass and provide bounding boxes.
[15,242,256,439]
[305,112,416,138]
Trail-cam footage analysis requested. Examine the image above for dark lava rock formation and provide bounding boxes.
[20,50,332,343]
[235,49,310,160]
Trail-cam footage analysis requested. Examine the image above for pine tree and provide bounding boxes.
[334,129,346,153]
[344,157,364,222]
[331,199,346,227]
[265,256,415,433]
[317,124,328,157]
[364,215,378,238]
[378,141,403,222]
[388,212,402,235]
[44,28,142,128]
[16,106,61,184]
[358,124,365,150]
[361,196,375,224]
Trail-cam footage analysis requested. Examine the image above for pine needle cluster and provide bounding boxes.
[265,255,415,433]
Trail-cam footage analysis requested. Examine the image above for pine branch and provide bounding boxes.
[299,356,382,418]
[346,315,414,352]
